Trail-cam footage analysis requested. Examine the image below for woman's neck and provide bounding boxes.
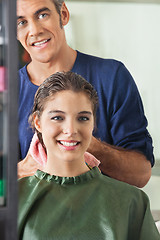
[43,158,90,177]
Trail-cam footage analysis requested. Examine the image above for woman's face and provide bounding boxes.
[34,90,94,164]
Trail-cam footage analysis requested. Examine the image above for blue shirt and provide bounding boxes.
[19,51,154,165]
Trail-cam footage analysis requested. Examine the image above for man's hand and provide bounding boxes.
[87,136,151,188]
[18,152,44,179]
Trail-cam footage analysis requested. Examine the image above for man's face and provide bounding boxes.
[17,0,68,64]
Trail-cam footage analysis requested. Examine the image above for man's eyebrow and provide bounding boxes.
[17,7,51,20]
[17,16,24,20]
[34,7,51,16]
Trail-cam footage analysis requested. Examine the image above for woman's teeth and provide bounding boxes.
[59,141,78,147]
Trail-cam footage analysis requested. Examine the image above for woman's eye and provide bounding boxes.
[78,116,89,121]
[51,116,63,121]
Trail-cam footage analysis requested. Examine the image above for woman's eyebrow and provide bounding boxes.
[78,111,92,115]
[48,110,65,115]
[47,110,92,115]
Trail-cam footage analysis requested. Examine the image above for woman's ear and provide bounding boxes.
[60,2,70,26]
[34,115,42,133]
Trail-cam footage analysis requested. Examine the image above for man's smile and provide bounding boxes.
[31,38,51,46]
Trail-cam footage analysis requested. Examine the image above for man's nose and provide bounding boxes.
[28,20,43,37]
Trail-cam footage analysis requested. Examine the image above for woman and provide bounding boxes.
[18,71,160,240]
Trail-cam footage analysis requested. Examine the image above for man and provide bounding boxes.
[17,0,154,187]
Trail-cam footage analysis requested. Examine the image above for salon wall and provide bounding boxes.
[65,1,160,162]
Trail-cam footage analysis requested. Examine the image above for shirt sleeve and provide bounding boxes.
[108,62,154,166]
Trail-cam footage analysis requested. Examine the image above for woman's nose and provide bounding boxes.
[63,121,77,136]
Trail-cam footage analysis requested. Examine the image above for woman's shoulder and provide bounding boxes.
[18,175,39,193]
[99,173,149,203]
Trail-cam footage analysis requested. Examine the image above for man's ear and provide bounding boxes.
[34,115,42,133]
[60,2,70,26]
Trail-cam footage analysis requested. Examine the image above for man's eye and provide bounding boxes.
[78,116,89,121]
[39,13,48,19]
[17,20,26,27]
[51,116,63,121]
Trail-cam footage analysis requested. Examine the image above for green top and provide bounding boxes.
[18,167,160,240]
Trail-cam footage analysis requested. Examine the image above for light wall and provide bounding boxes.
[65,1,160,161]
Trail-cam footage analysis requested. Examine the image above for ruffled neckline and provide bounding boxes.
[35,167,101,185]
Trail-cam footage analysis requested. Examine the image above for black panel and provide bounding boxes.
[0,0,18,239]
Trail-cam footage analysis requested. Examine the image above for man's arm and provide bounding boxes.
[87,136,151,188]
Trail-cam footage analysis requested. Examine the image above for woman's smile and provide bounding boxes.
[57,140,80,151]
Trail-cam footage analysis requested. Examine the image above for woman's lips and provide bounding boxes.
[57,140,80,150]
